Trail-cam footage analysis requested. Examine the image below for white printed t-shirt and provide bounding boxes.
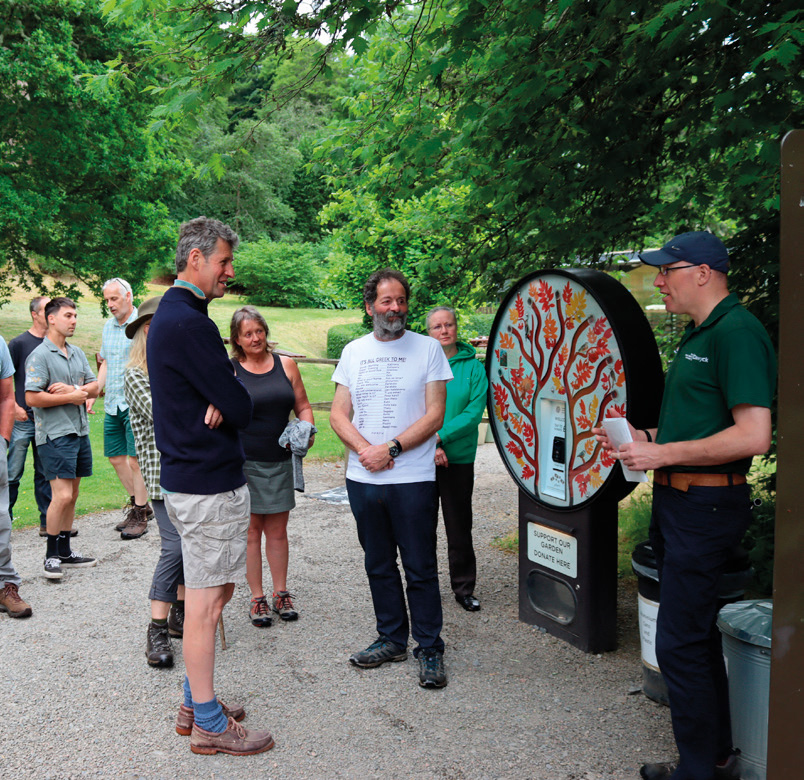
[332,330,453,485]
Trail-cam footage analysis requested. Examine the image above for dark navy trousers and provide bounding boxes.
[650,482,752,780]
[346,479,444,654]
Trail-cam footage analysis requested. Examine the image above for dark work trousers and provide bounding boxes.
[650,482,752,780]
[7,417,52,526]
[148,499,185,603]
[436,462,477,598]
[346,478,444,654]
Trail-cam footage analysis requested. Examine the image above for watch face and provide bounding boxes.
[486,269,662,509]
[389,443,401,458]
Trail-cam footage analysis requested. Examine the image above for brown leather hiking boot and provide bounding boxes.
[175,700,246,736]
[190,718,274,756]
[115,505,131,532]
[120,505,148,540]
[167,601,184,637]
[0,582,32,618]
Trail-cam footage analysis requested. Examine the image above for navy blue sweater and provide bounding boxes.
[148,286,253,494]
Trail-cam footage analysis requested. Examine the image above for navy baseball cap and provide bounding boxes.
[639,231,729,273]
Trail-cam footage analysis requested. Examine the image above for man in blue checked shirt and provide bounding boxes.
[87,277,151,536]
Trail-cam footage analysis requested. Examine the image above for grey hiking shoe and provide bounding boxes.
[272,590,298,621]
[349,636,407,668]
[418,648,447,688]
[249,596,272,627]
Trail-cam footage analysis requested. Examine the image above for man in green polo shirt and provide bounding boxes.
[594,231,776,780]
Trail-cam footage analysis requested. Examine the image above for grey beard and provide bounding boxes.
[372,310,407,340]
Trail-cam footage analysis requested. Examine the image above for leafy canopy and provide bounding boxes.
[97,0,802,341]
[0,0,181,303]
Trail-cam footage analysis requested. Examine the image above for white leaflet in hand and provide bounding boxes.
[601,418,649,483]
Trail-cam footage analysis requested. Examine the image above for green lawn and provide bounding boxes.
[3,283,363,528]
[10,396,131,528]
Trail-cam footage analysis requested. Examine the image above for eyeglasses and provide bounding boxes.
[658,264,698,276]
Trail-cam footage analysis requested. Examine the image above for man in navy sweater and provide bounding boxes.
[148,217,273,756]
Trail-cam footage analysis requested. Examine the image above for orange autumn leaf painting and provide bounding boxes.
[488,272,627,505]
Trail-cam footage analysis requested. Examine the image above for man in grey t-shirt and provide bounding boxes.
[26,297,99,580]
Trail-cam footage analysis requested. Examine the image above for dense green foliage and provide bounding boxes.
[232,239,330,308]
[0,0,181,303]
[9,0,803,346]
[162,41,347,245]
[98,1,803,340]
[320,1,801,336]
[326,322,371,359]
[1,3,346,307]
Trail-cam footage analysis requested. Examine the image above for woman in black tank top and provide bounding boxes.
[230,307,315,626]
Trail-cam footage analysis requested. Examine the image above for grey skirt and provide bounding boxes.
[243,459,296,515]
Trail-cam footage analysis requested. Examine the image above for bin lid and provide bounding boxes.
[631,541,659,582]
[717,599,773,648]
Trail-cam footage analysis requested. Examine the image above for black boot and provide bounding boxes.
[146,622,174,667]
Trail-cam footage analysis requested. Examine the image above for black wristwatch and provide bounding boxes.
[387,438,402,458]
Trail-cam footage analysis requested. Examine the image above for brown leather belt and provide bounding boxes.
[654,470,746,491]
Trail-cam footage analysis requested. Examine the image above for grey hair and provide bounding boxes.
[230,305,277,362]
[29,295,49,314]
[175,216,239,273]
[102,277,132,297]
[426,306,457,330]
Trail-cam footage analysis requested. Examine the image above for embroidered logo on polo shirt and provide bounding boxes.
[684,352,709,363]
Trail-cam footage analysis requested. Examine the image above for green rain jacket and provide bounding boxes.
[437,341,488,464]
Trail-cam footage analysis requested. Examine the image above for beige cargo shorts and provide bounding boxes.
[164,485,250,589]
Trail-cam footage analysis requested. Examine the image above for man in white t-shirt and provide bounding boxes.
[331,268,453,688]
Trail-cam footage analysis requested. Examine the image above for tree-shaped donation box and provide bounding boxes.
[487,269,664,652]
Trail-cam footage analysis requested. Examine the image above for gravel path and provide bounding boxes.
[2,444,674,779]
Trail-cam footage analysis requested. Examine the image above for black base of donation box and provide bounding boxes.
[518,490,619,654]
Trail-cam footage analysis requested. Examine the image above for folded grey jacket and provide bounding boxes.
[278,419,318,492]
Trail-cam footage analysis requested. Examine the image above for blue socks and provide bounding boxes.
[192,697,228,734]
[184,677,227,733]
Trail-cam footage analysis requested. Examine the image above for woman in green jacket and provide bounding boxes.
[427,307,488,611]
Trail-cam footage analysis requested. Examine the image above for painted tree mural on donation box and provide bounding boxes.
[489,272,626,506]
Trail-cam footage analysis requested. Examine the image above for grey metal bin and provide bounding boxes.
[717,599,773,780]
